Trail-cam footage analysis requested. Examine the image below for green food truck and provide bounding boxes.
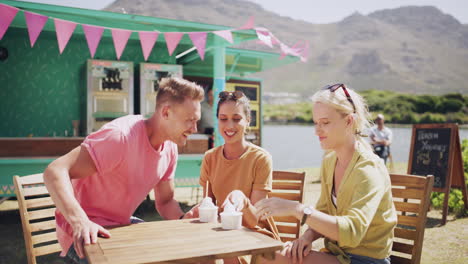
[0,0,303,197]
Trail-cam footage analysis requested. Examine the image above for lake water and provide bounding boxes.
[262,124,468,170]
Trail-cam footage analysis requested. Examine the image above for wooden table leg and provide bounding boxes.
[251,254,260,264]
[251,251,276,264]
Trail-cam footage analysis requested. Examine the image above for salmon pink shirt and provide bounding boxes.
[55,115,178,256]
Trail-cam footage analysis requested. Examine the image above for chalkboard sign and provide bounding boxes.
[409,127,451,188]
[408,123,468,225]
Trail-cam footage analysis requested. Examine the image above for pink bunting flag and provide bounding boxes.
[255,28,273,48]
[111,28,132,60]
[239,16,255,30]
[0,3,19,40]
[188,32,207,60]
[139,31,159,61]
[299,40,310,62]
[164,32,184,56]
[82,24,104,58]
[279,43,289,60]
[279,42,300,60]
[270,33,281,46]
[54,18,77,54]
[24,11,48,47]
[213,30,233,43]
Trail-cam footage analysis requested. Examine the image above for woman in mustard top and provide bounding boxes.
[194,91,279,264]
[256,84,397,264]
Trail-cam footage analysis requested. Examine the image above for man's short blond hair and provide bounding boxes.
[156,77,204,107]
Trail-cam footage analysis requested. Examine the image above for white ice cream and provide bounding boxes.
[199,197,218,223]
[223,200,237,214]
[200,197,216,208]
[220,200,243,229]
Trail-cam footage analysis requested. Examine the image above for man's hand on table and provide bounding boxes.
[183,203,200,219]
[72,218,111,259]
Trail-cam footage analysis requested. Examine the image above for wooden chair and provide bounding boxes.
[389,173,434,264]
[270,171,306,242]
[13,173,61,264]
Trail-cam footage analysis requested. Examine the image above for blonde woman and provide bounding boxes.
[256,84,397,264]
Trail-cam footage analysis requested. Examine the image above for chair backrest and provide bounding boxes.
[270,171,306,242]
[13,173,60,264]
[389,173,434,264]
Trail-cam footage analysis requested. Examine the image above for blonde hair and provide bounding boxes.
[156,77,204,106]
[311,85,373,150]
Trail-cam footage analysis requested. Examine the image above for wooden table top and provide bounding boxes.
[85,219,284,264]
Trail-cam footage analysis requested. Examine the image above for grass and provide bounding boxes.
[1,162,466,263]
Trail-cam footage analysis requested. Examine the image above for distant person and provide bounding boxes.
[199,86,214,135]
[369,114,393,164]
[199,86,215,148]
[44,77,204,263]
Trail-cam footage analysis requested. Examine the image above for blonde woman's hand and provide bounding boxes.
[281,236,313,264]
[254,197,304,220]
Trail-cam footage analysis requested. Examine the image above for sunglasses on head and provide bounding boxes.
[218,91,245,100]
[322,83,356,113]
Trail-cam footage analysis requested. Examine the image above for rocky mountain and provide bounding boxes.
[105,0,468,95]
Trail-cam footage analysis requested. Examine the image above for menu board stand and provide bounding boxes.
[408,123,467,225]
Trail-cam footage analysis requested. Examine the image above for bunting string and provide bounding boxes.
[0,3,308,62]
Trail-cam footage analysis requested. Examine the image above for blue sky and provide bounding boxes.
[18,0,468,24]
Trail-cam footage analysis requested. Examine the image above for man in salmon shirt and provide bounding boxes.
[44,77,204,263]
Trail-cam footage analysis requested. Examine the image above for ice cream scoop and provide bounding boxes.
[220,200,243,229]
[199,197,218,223]
[200,197,216,208]
[223,200,237,213]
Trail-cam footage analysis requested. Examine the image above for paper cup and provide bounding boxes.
[199,207,218,223]
[220,212,243,230]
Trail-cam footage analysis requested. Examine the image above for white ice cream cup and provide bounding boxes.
[199,206,218,223]
[220,211,243,229]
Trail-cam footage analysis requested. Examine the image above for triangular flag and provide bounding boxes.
[239,16,255,30]
[279,43,289,60]
[0,3,19,40]
[269,33,281,46]
[54,18,77,54]
[300,40,310,62]
[255,28,273,48]
[164,32,184,56]
[139,31,159,61]
[82,24,104,58]
[24,11,48,47]
[188,32,207,60]
[279,42,300,60]
[111,28,132,60]
[213,30,233,43]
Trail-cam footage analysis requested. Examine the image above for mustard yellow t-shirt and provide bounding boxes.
[316,143,397,259]
[199,143,279,240]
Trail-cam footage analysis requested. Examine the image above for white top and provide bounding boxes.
[332,193,337,207]
[369,126,393,144]
[199,101,214,132]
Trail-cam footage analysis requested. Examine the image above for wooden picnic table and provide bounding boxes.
[84,218,283,264]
